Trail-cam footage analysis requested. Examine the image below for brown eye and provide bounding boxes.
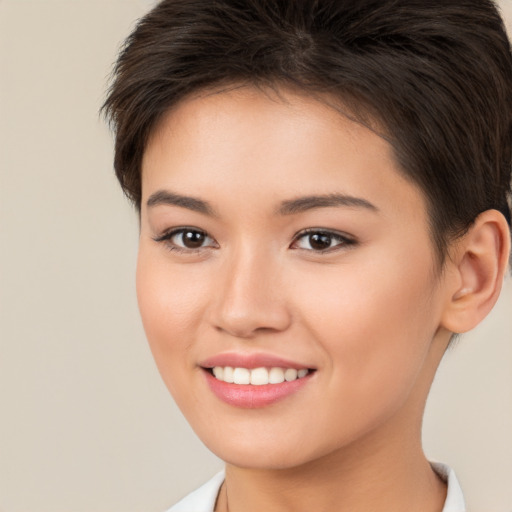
[154,228,217,251]
[308,233,333,250]
[179,230,207,248]
[292,230,355,252]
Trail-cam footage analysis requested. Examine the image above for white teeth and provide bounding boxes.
[211,366,310,385]
[284,368,298,381]
[250,367,269,386]
[269,367,285,384]
[233,367,250,385]
[223,366,234,383]
[212,366,224,380]
[298,368,308,378]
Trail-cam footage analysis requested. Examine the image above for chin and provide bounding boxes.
[215,445,313,471]
[197,427,340,471]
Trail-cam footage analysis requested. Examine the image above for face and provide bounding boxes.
[137,86,450,470]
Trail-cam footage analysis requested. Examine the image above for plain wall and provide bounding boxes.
[0,1,510,511]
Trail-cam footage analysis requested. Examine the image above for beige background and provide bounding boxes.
[0,1,511,511]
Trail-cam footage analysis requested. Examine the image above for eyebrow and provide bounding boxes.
[277,194,378,215]
[146,190,216,216]
[146,190,378,217]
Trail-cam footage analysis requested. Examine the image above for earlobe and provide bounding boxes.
[441,210,510,334]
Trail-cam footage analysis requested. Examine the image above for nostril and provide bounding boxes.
[213,309,292,339]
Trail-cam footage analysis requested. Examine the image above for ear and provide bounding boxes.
[441,209,511,334]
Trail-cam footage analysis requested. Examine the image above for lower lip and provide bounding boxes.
[203,369,313,408]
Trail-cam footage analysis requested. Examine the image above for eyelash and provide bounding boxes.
[291,228,356,253]
[153,227,356,254]
[153,227,218,253]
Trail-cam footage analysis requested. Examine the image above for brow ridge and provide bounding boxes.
[146,190,215,216]
[278,194,378,215]
[147,190,377,217]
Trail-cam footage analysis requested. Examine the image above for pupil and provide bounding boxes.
[183,231,205,248]
[309,233,331,250]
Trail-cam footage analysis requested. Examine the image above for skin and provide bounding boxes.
[136,86,508,512]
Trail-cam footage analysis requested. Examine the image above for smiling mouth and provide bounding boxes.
[204,366,314,385]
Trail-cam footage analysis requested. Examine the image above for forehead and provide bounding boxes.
[147,84,387,154]
[142,86,428,225]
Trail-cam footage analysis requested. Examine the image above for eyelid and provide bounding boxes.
[152,226,356,253]
[290,228,357,252]
[153,226,218,252]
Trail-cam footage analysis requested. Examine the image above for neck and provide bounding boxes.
[217,426,446,512]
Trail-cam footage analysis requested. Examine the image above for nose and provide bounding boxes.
[210,247,292,339]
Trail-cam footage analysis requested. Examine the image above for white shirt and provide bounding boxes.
[167,462,466,512]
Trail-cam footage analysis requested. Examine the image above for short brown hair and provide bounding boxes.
[103,0,512,261]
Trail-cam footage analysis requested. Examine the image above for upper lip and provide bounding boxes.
[199,352,315,370]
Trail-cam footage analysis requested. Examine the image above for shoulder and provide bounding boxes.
[165,471,225,512]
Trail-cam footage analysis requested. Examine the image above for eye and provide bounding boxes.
[153,228,218,252]
[291,229,355,252]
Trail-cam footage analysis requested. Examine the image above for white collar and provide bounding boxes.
[431,462,467,512]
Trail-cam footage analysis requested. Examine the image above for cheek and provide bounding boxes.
[292,251,439,409]
[135,246,209,379]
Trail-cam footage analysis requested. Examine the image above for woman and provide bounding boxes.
[103,1,512,510]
